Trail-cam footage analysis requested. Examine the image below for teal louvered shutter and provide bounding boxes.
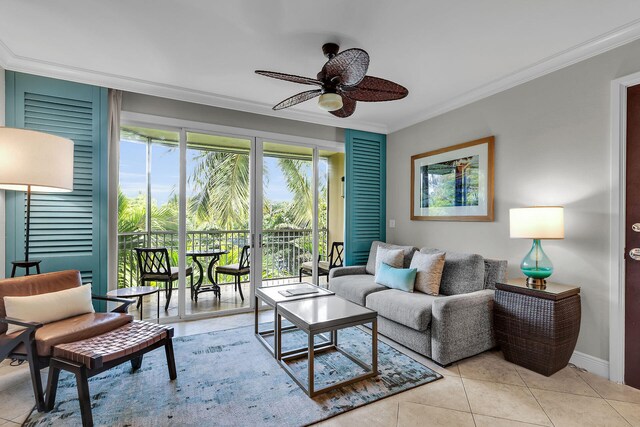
[345,129,386,266]
[5,72,108,301]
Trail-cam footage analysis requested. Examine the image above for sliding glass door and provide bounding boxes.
[184,131,253,316]
[117,119,343,322]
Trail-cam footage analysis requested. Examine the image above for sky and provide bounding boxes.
[119,139,327,205]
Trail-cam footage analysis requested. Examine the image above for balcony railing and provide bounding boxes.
[118,229,328,288]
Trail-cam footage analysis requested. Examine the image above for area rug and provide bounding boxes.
[26,324,441,426]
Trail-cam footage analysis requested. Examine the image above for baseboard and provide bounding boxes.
[570,351,610,379]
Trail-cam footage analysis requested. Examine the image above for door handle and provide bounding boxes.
[633,223,640,232]
[630,248,640,261]
[259,234,263,248]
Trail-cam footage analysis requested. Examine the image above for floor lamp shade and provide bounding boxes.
[0,128,74,192]
[0,127,74,270]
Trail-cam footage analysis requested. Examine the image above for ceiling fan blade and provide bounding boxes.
[330,96,356,118]
[322,48,369,87]
[255,70,323,86]
[272,89,322,110]
[341,76,409,102]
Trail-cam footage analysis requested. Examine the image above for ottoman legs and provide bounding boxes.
[46,359,93,427]
[165,337,177,380]
[45,334,177,427]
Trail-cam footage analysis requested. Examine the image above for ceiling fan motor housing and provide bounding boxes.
[322,43,340,59]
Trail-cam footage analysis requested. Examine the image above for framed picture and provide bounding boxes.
[411,136,494,221]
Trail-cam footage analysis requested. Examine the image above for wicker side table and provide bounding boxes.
[494,280,581,376]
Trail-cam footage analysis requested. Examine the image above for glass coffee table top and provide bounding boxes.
[277,295,377,332]
[256,282,333,306]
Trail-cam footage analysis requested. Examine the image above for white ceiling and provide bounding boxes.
[2,1,640,133]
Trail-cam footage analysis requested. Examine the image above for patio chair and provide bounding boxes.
[0,270,134,412]
[215,245,250,301]
[134,248,193,312]
[299,241,344,283]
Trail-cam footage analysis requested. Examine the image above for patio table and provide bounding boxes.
[187,249,229,301]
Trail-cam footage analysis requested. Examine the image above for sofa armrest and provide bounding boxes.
[92,295,135,313]
[430,289,496,365]
[328,265,368,279]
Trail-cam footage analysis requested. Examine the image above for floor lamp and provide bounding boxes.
[0,127,74,276]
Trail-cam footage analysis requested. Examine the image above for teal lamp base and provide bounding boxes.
[520,239,553,290]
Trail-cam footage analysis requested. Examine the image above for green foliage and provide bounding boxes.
[117,151,332,288]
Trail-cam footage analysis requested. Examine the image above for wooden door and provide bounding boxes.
[625,84,640,388]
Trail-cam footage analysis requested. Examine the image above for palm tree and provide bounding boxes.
[189,151,250,230]
[277,158,313,228]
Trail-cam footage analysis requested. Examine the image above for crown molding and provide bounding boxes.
[388,18,640,133]
[0,40,387,134]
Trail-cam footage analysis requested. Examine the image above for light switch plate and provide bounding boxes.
[390,219,396,228]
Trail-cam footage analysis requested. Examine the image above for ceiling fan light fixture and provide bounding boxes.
[317,92,343,112]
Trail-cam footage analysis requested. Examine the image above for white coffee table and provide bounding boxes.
[254,282,334,357]
[276,295,378,397]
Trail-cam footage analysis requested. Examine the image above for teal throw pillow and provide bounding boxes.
[375,262,417,292]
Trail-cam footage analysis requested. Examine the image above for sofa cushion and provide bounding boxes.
[410,251,446,295]
[366,289,440,331]
[4,284,95,334]
[329,274,387,305]
[8,312,133,356]
[366,241,417,274]
[420,248,485,295]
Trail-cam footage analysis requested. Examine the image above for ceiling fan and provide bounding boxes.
[255,43,408,118]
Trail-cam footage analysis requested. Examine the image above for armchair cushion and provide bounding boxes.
[4,284,94,335]
[8,312,133,356]
[0,270,82,335]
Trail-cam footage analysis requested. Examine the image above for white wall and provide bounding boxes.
[387,38,640,362]
[0,66,5,278]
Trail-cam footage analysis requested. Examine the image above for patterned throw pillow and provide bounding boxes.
[410,251,446,295]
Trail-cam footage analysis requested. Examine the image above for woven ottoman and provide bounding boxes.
[45,321,176,426]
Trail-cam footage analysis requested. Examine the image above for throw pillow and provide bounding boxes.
[4,284,95,335]
[375,247,404,274]
[365,241,417,274]
[375,262,417,292]
[410,251,446,295]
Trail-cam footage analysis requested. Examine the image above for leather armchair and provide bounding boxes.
[0,270,134,412]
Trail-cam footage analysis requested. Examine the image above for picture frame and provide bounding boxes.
[410,136,494,221]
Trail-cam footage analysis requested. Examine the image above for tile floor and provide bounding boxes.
[2,312,640,426]
[126,277,327,321]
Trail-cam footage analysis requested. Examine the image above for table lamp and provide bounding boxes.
[509,206,564,289]
[0,128,74,275]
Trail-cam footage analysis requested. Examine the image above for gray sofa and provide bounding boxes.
[328,241,507,366]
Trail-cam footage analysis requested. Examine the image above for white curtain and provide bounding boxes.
[107,89,122,291]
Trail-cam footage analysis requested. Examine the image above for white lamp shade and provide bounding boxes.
[510,206,564,239]
[0,128,74,193]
